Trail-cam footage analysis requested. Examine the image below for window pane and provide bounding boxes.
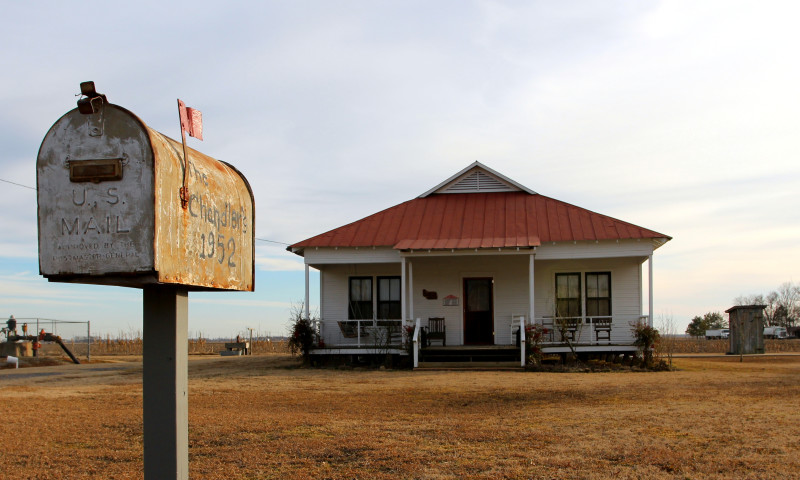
[598,299,610,316]
[585,273,610,317]
[586,275,598,298]
[557,275,569,298]
[362,278,372,300]
[349,277,373,319]
[598,275,609,298]
[379,279,390,301]
[568,275,580,298]
[556,273,580,317]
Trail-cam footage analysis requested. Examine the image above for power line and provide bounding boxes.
[1,177,292,246]
[256,237,291,246]
[0,178,36,190]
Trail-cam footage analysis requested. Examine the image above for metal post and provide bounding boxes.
[87,321,91,360]
[143,286,189,480]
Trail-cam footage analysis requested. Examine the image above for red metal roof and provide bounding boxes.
[290,192,670,251]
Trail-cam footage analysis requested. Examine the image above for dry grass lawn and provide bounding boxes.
[1,354,798,479]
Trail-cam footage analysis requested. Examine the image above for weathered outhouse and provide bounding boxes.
[726,305,766,355]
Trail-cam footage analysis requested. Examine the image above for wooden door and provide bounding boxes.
[463,277,494,345]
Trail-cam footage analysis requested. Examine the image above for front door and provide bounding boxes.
[463,277,494,344]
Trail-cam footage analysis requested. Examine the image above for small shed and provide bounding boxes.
[726,305,766,355]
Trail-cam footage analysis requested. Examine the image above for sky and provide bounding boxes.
[1,1,798,338]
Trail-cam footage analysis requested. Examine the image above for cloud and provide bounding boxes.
[255,253,305,272]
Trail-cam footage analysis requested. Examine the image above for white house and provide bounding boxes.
[288,162,671,364]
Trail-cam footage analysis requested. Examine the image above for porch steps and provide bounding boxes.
[417,346,522,370]
[416,361,523,371]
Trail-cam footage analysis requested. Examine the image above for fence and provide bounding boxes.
[5,317,92,359]
[34,335,289,357]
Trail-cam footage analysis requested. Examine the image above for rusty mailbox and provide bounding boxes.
[37,87,254,291]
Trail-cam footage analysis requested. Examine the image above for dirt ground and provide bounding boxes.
[1,354,798,479]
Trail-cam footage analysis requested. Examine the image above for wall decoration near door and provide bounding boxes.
[463,278,494,344]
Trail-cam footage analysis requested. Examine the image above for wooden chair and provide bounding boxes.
[426,317,446,346]
[592,317,612,342]
[511,314,525,346]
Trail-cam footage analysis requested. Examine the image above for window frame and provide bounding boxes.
[555,272,582,319]
[376,276,402,320]
[585,272,612,318]
[348,276,373,320]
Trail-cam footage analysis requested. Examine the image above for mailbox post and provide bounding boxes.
[37,83,255,479]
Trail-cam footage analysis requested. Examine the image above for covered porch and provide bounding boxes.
[302,245,657,367]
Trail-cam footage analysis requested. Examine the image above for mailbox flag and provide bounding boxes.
[178,99,203,140]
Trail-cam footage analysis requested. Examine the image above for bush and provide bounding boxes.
[632,322,660,368]
[525,324,548,366]
[287,313,317,360]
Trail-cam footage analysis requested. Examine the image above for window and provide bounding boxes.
[348,277,373,319]
[585,272,611,317]
[377,276,401,319]
[555,273,581,318]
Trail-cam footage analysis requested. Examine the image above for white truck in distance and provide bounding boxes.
[764,326,788,339]
[705,329,729,340]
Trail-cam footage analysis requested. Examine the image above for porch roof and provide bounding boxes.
[289,190,670,253]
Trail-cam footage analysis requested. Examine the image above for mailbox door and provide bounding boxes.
[37,105,155,280]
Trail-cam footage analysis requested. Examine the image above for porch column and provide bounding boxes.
[648,254,654,327]
[304,263,310,320]
[529,253,535,324]
[409,261,415,320]
[401,257,407,324]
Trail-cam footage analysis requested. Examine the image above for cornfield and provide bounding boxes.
[668,337,800,354]
[33,332,289,357]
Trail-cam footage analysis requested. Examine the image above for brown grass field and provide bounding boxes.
[1,354,799,479]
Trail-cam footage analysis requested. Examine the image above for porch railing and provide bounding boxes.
[326,318,406,348]
[530,314,650,345]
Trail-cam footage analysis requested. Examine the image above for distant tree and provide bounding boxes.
[774,282,800,327]
[686,316,706,337]
[736,282,799,327]
[685,311,726,337]
[705,312,726,329]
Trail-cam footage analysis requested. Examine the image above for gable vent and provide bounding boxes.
[442,171,516,194]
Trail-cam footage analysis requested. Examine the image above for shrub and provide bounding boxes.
[287,313,317,360]
[525,324,548,366]
[632,322,660,368]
